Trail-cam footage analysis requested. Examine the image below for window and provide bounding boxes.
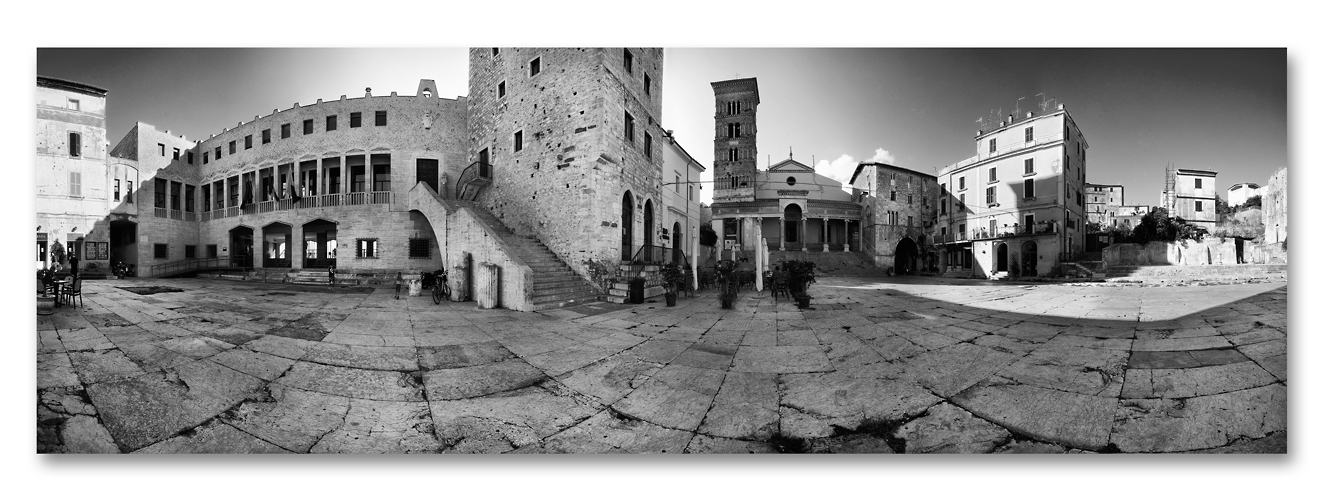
[1025,127,1033,142]
[728,148,738,161]
[69,172,82,197]
[214,146,222,159]
[644,131,652,157]
[959,223,966,235]
[625,112,635,142]
[529,57,541,77]
[185,185,194,212]
[170,181,181,210]
[356,238,379,258]
[908,215,914,228]
[185,245,196,259]
[173,148,181,159]
[187,151,194,164]
[207,244,218,258]
[68,132,81,157]
[68,98,79,110]
[303,119,314,135]
[940,184,947,196]
[262,129,271,144]
[409,238,430,259]
[497,80,506,98]
[126,183,133,203]
[1195,200,1203,212]
[326,115,337,131]
[623,48,633,72]
[203,152,209,164]
[281,123,291,138]
[492,48,500,57]
[675,174,681,193]
[1194,178,1202,189]
[1024,178,1035,198]
[644,73,651,96]
[727,123,741,138]
[154,244,168,259]
[227,141,235,154]
[688,184,693,200]
[890,191,896,201]
[375,111,387,126]
[908,194,913,204]
[514,130,524,152]
[1025,158,1034,175]
[371,154,391,192]
[159,144,166,156]
[986,186,996,205]
[959,177,966,190]
[940,199,948,216]
[114,179,121,201]
[960,193,966,207]
[989,138,996,153]
[245,135,252,149]
[989,167,997,183]
[786,176,796,186]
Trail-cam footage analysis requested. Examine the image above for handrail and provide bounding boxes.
[455,161,493,199]
[630,244,685,265]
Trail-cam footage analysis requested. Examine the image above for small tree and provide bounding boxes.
[1132,207,1207,244]
[699,225,718,247]
[1242,194,1263,210]
[50,241,66,269]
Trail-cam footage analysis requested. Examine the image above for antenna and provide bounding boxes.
[1015,96,1025,116]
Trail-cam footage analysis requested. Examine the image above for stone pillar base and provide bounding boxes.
[476,263,499,309]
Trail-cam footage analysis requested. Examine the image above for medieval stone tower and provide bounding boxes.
[711,78,760,204]
[466,48,665,270]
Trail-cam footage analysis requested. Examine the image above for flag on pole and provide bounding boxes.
[290,183,301,202]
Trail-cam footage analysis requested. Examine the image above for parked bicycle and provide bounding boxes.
[422,269,450,304]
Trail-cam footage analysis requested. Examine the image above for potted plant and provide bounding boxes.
[50,241,67,274]
[660,262,684,307]
[716,260,738,309]
[627,276,646,304]
[37,268,56,315]
[782,260,817,309]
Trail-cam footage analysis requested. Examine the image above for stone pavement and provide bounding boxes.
[36,276,1287,453]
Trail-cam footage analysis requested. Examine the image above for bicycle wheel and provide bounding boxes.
[433,284,444,304]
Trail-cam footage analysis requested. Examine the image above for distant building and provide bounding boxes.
[936,104,1089,278]
[1084,183,1123,228]
[1161,167,1218,231]
[849,162,939,273]
[661,130,705,271]
[1227,182,1267,206]
[1108,205,1153,230]
[36,76,110,271]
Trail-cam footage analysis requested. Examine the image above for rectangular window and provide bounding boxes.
[644,131,652,157]
[675,174,681,193]
[623,48,633,72]
[940,184,947,196]
[185,245,196,259]
[154,243,168,259]
[170,181,181,210]
[262,129,271,144]
[986,186,996,205]
[185,185,195,212]
[229,141,236,154]
[1025,127,1033,142]
[989,138,996,153]
[207,244,218,258]
[348,155,366,192]
[514,130,524,152]
[1195,200,1203,212]
[1194,178,1202,189]
[688,184,693,200]
[959,177,966,190]
[303,119,314,135]
[281,123,291,138]
[890,191,896,201]
[173,148,181,159]
[68,132,81,157]
[114,179,121,201]
[187,151,194,164]
[375,111,387,126]
[159,144,166,156]
[989,167,997,183]
[960,193,966,207]
[492,48,499,57]
[625,112,635,143]
[530,57,541,77]
[408,238,430,259]
[203,152,209,164]
[497,80,506,98]
[215,146,222,159]
[644,73,651,96]
[1025,158,1034,175]
[908,215,913,228]
[1024,178,1035,198]
[69,172,82,197]
[350,112,362,128]
[371,154,392,192]
[940,199,947,216]
[68,98,79,110]
[326,115,337,132]
[356,238,379,258]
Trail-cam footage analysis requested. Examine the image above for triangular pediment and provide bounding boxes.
[767,159,814,172]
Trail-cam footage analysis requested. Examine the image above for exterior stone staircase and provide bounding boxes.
[290,268,332,285]
[458,202,601,311]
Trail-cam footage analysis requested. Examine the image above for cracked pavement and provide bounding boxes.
[36,276,1286,453]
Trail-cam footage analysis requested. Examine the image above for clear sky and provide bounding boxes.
[38,48,1285,207]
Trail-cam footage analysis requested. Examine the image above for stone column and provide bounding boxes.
[754,219,763,293]
[476,262,500,309]
[779,216,785,251]
[800,216,808,251]
[844,219,850,252]
[822,218,829,252]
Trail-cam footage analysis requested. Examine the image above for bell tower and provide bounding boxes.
[711,78,759,203]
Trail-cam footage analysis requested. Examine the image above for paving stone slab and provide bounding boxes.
[243,335,319,360]
[135,421,289,454]
[556,353,662,405]
[779,372,940,436]
[432,385,601,453]
[1133,337,1232,352]
[899,343,1022,397]
[310,400,440,453]
[302,343,419,371]
[70,349,147,384]
[38,353,82,389]
[1121,362,1278,399]
[425,359,547,401]
[954,380,1118,451]
[86,362,264,451]
[418,341,515,370]
[224,385,350,453]
[209,348,296,382]
[529,410,694,454]
[60,415,121,454]
[997,345,1127,397]
[732,345,834,374]
[894,402,1011,453]
[275,361,423,402]
[685,434,777,454]
[1237,339,1285,360]
[1110,384,1286,453]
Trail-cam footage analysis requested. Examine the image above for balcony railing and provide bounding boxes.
[456,161,494,200]
[200,211,212,222]
[154,207,167,218]
[227,207,240,217]
[969,222,1059,240]
[157,192,400,221]
[258,200,274,213]
[321,194,341,207]
[345,192,366,206]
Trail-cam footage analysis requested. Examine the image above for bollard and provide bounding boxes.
[476,263,499,309]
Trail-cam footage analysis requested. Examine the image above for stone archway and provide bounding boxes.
[261,222,292,268]
[894,237,918,275]
[996,242,1009,273]
[783,203,803,247]
[229,226,254,268]
[302,218,338,268]
[621,191,634,261]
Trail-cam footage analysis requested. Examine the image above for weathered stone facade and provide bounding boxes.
[1263,167,1286,246]
[711,78,759,205]
[849,162,939,272]
[466,48,664,274]
[36,77,110,271]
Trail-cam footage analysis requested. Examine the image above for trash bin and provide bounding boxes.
[628,278,645,304]
[476,263,499,309]
[407,277,422,297]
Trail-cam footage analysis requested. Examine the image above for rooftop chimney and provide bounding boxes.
[1058,103,1064,110]
[1026,112,1033,118]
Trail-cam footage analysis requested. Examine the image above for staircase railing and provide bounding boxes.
[455,161,494,199]
[630,245,685,265]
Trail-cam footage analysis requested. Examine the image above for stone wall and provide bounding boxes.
[1103,236,1287,266]
[1263,168,1287,246]
[447,205,534,311]
[468,48,664,277]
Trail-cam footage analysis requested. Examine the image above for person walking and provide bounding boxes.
[69,253,80,280]
[328,265,336,288]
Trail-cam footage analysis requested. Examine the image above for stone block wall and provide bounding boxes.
[1263,168,1287,246]
[448,205,534,311]
[1103,236,1287,266]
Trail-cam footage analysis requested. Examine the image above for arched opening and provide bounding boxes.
[996,242,1009,273]
[261,222,292,268]
[672,222,683,264]
[109,219,137,269]
[783,203,803,248]
[621,191,634,261]
[302,218,338,268]
[894,237,918,275]
[229,226,254,268]
[643,199,655,259]
[1021,240,1038,276]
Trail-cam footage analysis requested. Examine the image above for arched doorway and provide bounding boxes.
[229,226,254,268]
[643,199,654,259]
[996,242,1009,273]
[302,218,338,268]
[894,237,918,275]
[621,191,634,261]
[1021,241,1037,276]
[783,203,802,248]
[672,222,683,264]
[262,222,292,268]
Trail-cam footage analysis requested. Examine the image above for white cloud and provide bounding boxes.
[815,148,898,193]
[867,148,895,165]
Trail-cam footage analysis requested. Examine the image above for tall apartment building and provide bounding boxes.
[36,76,110,270]
[936,105,1088,278]
[1084,183,1123,227]
[1161,167,1217,231]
